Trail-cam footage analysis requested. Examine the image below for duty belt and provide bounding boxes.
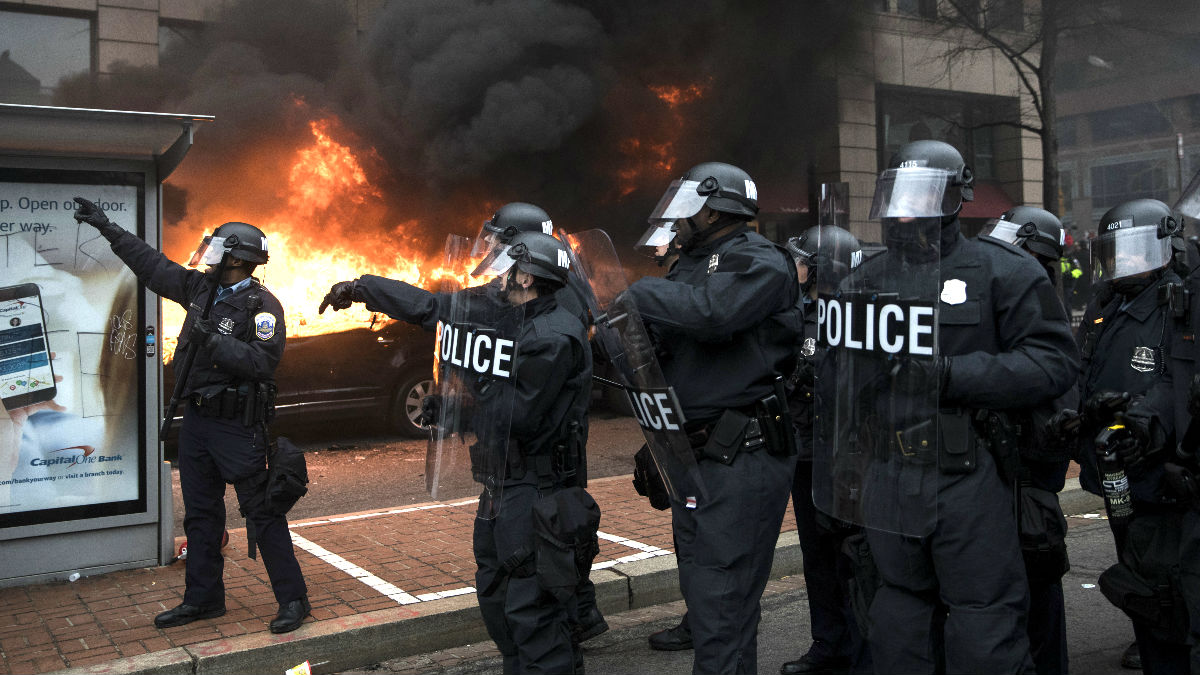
[190,390,245,420]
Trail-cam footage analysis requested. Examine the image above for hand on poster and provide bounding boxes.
[1,354,65,489]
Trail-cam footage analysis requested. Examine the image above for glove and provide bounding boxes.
[1083,390,1131,428]
[1043,408,1081,459]
[319,280,360,314]
[891,355,950,397]
[416,394,441,427]
[188,318,218,350]
[1117,409,1167,475]
[72,197,122,240]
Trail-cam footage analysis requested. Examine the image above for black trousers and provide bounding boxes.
[791,460,861,663]
[178,409,306,607]
[474,483,575,675]
[1025,564,1068,675]
[866,450,1034,675]
[673,450,796,675]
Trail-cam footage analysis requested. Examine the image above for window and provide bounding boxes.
[159,21,203,58]
[896,0,938,19]
[0,9,91,105]
[1088,103,1170,143]
[876,87,1018,180]
[1057,117,1078,148]
[1089,158,1170,209]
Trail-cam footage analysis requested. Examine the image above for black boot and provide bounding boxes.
[648,619,693,651]
[1121,641,1141,670]
[574,605,610,643]
[154,603,226,629]
[269,596,311,634]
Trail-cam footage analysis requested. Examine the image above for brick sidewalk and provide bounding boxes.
[0,474,797,675]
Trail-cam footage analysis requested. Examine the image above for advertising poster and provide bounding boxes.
[0,170,145,528]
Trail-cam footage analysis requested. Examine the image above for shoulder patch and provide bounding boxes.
[254,312,277,340]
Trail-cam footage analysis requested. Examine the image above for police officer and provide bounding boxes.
[984,205,1076,675]
[1075,198,1191,673]
[852,141,1079,674]
[780,226,864,675]
[628,161,803,675]
[321,230,593,674]
[70,198,310,633]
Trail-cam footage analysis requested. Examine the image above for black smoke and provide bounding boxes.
[55,0,865,255]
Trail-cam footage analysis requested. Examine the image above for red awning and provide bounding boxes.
[961,181,1016,220]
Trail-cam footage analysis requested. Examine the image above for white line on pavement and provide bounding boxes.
[289,531,424,605]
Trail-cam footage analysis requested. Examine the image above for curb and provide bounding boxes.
[48,531,804,675]
[47,483,1095,675]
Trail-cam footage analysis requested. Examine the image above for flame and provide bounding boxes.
[161,119,483,362]
[615,80,711,197]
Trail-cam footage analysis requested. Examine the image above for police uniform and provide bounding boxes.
[102,227,306,613]
[628,225,802,675]
[785,301,861,673]
[1079,270,1198,673]
[353,274,593,675]
[859,225,1079,675]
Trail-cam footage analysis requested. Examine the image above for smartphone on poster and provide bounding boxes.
[0,283,57,411]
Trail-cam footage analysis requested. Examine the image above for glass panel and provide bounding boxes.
[0,10,91,105]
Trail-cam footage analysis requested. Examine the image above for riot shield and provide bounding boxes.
[565,229,705,502]
[817,182,850,228]
[811,224,940,536]
[425,234,522,518]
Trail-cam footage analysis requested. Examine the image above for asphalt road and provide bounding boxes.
[342,518,1138,675]
[168,408,645,532]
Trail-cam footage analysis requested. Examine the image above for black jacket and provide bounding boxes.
[105,228,284,397]
[1077,272,1181,502]
[356,275,591,466]
[628,227,803,426]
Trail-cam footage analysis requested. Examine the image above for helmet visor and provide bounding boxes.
[188,235,229,267]
[869,167,961,218]
[471,220,502,258]
[979,219,1023,245]
[1091,223,1172,282]
[647,179,709,223]
[635,222,677,249]
[471,243,518,278]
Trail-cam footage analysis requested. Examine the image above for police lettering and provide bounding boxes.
[816,295,935,356]
[625,386,684,431]
[436,321,516,378]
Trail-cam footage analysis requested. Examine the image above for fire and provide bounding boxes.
[615,80,711,197]
[161,118,483,362]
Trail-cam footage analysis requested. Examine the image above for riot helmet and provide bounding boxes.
[985,206,1065,263]
[472,231,571,288]
[188,221,269,267]
[787,225,862,294]
[872,140,973,261]
[1091,198,1178,288]
[471,202,554,257]
[639,161,759,251]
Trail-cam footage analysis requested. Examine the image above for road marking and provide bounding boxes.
[289,531,423,605]
[289,502,671,603]
[289,499,480,529]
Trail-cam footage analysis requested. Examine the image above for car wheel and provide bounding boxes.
[390,371,435,438]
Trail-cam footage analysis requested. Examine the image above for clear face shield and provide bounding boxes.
[187,235,230,268]
[634,222,678,259]
[979,219,1024,245]
[470,243,519,280]
[471,219,505,258]
[636,178,710,250]
[1090,223,1172,283]
[869,167,963,219]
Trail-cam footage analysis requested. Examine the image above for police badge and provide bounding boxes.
[1130,346,1157,373]
[801,337,816,357]
[218,317,235,335]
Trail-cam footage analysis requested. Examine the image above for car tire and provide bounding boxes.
[390,371,435,438]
